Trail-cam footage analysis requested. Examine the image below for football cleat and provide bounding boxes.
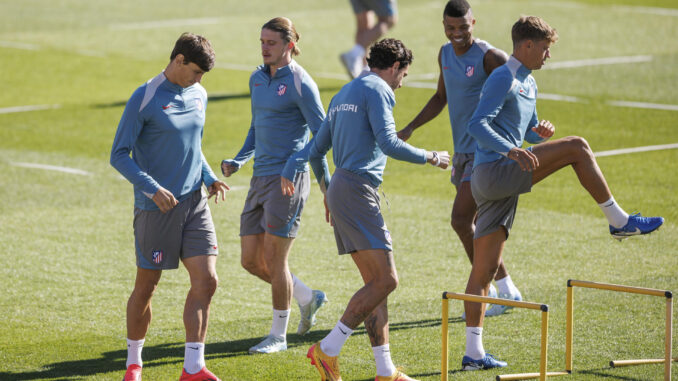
[375,369,420,381]
[179,366,220,381]
[461,353,508,371]
[307,342,342,381]
[248,334,287,354]
[485,288,523,317]
[122,364,141,381]
[610,213,664,240]
[297,290,329,335]
[461,284,498,320]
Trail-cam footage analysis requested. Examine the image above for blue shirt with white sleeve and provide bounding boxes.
[468,56,546,167]
[110,72,218,211]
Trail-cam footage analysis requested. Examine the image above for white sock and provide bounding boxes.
[373,344,397,377]
[270,308,290,339]
[599,196,629,228]
[320,321,353,356]
[183,342,205,374]
[465,327,485,360]
[495,275,516,295]
[292,274,313,306]
[126,338,144,368]
[348,43,366,60]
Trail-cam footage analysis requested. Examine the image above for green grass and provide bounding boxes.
[1,0,676,380]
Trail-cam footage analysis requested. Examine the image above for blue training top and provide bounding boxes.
[469,56,546,167]
[110,72,219,211]
[441,39,495,154]
[297,72,426,188]
[226,60,330,188]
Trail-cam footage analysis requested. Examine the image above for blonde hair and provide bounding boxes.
[511,16,558,48]
[262,17,301,56]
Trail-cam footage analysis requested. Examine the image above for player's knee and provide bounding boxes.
[451,213,474,235]
[568,136,594,160]
[378,272,399,294]
[241,256,263,275]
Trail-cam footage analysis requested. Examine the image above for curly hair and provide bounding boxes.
[366,38,413,70]
[170,32,215,72]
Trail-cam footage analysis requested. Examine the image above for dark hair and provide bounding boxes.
[511,16,558,47]
[366,38,413,70]
[170,32,215,72]
[444,0,471,18]
[262,17,301,56]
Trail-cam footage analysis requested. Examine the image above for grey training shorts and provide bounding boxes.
[240,171,310,238]
[450,152,474,187]
[327,168,393,254]
[134,189,218,270]
[471,156,533,239]
[350,0,397,17]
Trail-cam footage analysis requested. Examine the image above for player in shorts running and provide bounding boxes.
[287,38,450,381]
[340,0,398,78]
[460,16,664,371]
[111,32,229,381]
[221,17,330,355]
[397,0,522,317]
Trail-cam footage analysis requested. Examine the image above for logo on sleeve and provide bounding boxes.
[152,250,163,264]
[162,104,173,110]
[465,65,475,77]
[276,83,287,96]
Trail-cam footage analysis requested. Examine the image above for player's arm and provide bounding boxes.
[468,71,516,155]
[483,48,508,76]
[222,77,258,177]
[200,151,230,204]
[281,116,333,195]
[294,76,331,189]
[397,47,447,142]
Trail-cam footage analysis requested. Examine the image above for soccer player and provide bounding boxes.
[220,17,330,354]
[397,0,521,317]
[461,16,664,371]
[340,0,397,78]
[295,38,451,381]
[110,32,228,381]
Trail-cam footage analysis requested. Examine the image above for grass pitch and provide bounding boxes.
[0,0,676,380]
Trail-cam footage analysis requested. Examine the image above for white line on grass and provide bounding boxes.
[0,104,61,114]
[606,100,678,112]
[110,17,223,30]
[595,143,678,157]
[0,40,40,50]
[542,55,653,70]
[11,162,92,176]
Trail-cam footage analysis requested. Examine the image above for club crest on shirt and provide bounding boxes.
[465,65,474,77]
[152,250,163,264]
[195,98,203,111]
[276,83,287,96]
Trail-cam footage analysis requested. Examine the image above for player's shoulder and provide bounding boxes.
[136,72,167,112]
[288,60,318,96]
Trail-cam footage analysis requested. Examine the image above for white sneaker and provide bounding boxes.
[485,288,523,317]
[339,52,363,79]
[461,284,497,320]
[248,335,287,354]
[297,290,329,335]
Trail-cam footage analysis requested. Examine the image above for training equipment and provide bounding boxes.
[609,213,664,240]
[298,290,329,335]
[307,342,342,381]
[566,279,674,381]
[461,284,497,320]
[122,364,141,381]
[375,369,420,380]
[248,335,287,354]
[441,292,569,381]
[462,353,508,371]
[486,288,523,317]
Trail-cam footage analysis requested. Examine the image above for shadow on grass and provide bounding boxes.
[576,367,652,381]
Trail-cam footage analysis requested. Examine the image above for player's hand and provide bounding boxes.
[208,180,230,204]
[323,194,333,226]
[428,150,451,169]
[221,160,238,177]
[508,147,539,171]
[397,125,414,141]
[532,120,555,139]
[152,187,179,213]
[281,176,295,196]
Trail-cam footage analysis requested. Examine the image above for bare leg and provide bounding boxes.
[355,12,396,50]
[127,267,162,340]
[452,181,509,280]
[182,255,218,342]
[464,229,505,328]
[263,233,295,310]
[240,233,269,282]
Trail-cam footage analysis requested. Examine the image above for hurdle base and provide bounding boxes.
[610,358,678,368]
[496,371,570,380]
